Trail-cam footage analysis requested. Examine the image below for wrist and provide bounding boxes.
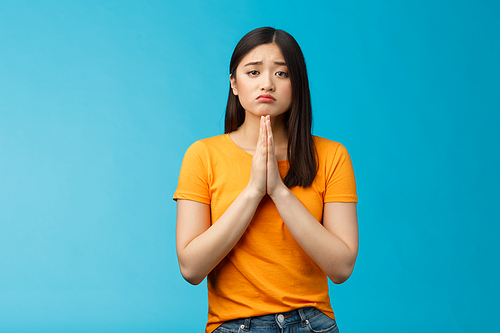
[242,186,266,202]
[269,184,290,203]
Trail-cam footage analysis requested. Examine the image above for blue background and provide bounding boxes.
[1,0,498,332]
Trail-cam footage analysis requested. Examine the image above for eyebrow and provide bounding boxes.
[243,61,287,67]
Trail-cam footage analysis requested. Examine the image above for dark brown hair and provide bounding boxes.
[225,27,317,188]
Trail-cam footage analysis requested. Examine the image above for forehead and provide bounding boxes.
[240,43,285,64]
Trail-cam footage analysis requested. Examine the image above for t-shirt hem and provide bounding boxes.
[324,195,358,203]
[173,193,210,204]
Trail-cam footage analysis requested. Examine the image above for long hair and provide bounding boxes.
[225,27,317,188]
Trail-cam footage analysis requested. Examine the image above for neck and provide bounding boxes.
[230,112,288,151]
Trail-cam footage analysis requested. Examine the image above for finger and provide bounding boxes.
[266,116,275,155]
[259,116,267,160]
[258,116,264,151]
[261,116,267,150]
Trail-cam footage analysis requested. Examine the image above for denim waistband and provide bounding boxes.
[227,307,322,329]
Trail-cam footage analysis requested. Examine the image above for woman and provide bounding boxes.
[174,27,358,333]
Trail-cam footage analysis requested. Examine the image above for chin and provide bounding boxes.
[245,106,287,119]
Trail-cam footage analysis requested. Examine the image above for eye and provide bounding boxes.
[247,70,260,76]
[275,71,289,77]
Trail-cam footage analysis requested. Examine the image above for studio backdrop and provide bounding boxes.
[0,1,498,332]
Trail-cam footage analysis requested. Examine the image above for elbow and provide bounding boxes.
[330,273,351,284]
[329,250,358,284]
[184,276,204,286]
[179,264,205,286]
[329,263,355,285]
[182,274,204,286]
[177,250,207,285]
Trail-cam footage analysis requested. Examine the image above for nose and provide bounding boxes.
[260,72,275,92]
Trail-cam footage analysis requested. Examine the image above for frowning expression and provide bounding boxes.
[230,43,292,119]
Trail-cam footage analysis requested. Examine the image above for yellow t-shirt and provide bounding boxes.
[173,134,357,333]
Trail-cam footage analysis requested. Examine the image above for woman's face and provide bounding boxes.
[230,43,292,119]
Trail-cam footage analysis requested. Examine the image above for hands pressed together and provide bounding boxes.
[248,115,288,200]
[177,115,359,286]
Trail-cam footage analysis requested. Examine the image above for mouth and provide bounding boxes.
[256,94,276,102]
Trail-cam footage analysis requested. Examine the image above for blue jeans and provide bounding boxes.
[213,307,340,333]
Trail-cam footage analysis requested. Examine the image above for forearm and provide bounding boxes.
[271,188,358,284]
[177,188,263,285]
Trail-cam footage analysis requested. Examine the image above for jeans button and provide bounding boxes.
[277,314,285,323]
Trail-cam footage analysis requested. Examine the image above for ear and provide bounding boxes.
[230,74,238,96]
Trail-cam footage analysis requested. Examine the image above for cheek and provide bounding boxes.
[237,82,254,102]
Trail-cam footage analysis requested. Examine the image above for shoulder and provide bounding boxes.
[185,134,229,155]
[189,134,228,148]
[312,136,354,173]
[178,135,230,177]
[313,135,349,157]
[181,134,239,170]
[197,134,228,145]
[313,136,357,201]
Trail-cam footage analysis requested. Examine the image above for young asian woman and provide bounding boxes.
[174,27,358,333]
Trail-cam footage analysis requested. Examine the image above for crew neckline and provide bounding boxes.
[224,134,288,164]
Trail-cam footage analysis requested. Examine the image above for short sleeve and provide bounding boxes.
[173,141,211,204]
[324,143,357,203]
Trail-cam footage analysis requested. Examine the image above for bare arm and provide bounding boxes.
[175,117,268,285]
[265,117,358,284]
[271,194,358,284]
[176,189,263,285]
